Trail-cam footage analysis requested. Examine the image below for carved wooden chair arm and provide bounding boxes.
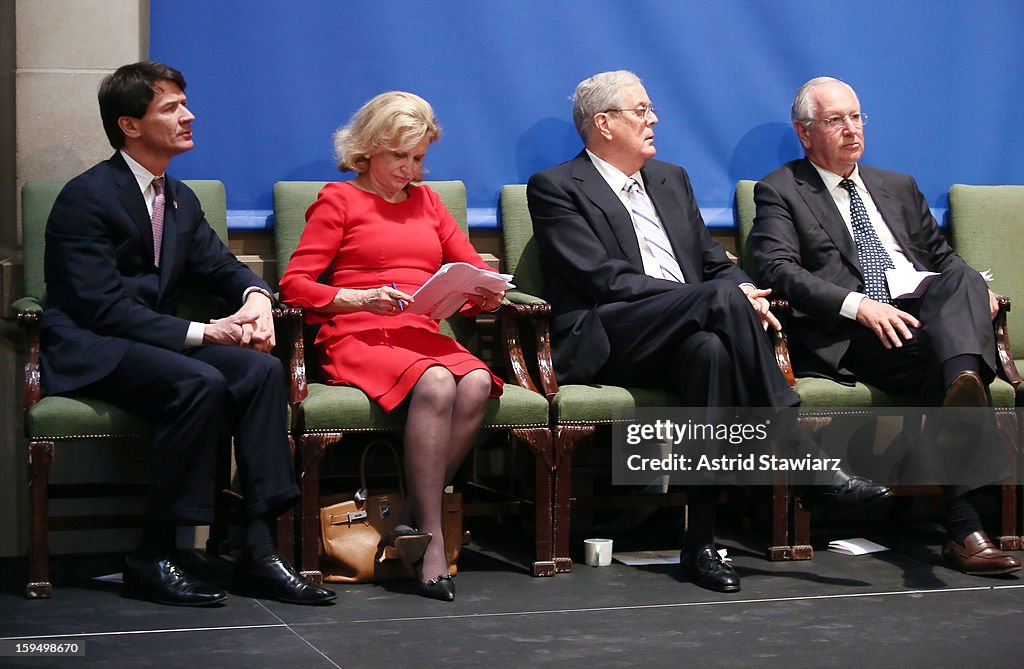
[994,295,1021,389]
[768,299,797,388]
[14,298,43,414]
[272,305,309,408]
[498,292,558,400]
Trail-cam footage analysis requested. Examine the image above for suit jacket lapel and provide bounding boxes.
[641,165,701,283]
[110,152,156,263]
[859,166,922,270]
[794,159,861,273]
[570,152,645,269]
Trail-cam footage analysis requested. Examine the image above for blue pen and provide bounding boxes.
[391,282,405,311]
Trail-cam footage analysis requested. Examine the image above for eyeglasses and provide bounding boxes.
[602,104,657,121]
[815,112,868,130]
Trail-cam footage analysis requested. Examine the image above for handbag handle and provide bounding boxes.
[356,439,406,501]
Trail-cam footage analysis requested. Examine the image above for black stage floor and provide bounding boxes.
[2,520,1024,668]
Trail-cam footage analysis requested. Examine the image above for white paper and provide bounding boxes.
[93,572,124,583]
[827,537,889,556]
[885,269,939,299]
[406,262,515,320]
[612,548,729,566]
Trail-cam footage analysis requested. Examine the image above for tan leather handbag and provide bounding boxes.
[319,441,464,583]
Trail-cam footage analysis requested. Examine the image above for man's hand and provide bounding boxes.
[989,288,999,321]
[203,310,260,347]
[855,298,920,349]
[740,285,781,332]
[242,291,276,352]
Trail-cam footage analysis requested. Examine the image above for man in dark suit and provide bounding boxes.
[528,70,889,593]
[43,61,335,605]
[752,76,1019,576]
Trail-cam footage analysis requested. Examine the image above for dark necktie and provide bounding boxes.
[151,176,165,268]
[840,178,893,304]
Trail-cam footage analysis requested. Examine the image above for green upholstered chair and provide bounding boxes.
[14,180,242,598]
[948,185,1024,400]
[271,180,555,580]
[738,179,1019,554]
[503,184,723,573]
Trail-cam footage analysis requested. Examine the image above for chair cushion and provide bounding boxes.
[795,375,1017,409]
[299,381,549,433]
[552,384,679,424]
[26,396,152,440]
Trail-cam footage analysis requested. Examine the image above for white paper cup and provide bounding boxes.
[584,538,613,567]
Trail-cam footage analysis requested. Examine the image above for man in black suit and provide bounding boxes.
[528,70,889,593]
[752,76,1019,576]
[43,61,335,605]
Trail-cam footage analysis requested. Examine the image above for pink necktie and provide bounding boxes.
[151,176,165,267]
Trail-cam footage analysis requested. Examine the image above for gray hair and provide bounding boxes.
[333,91,441,173]
[572,70,643,142]
[791,76,851,124]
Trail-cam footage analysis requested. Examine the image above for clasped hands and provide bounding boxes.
[203,291,276,351]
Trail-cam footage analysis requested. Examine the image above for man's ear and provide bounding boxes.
[593,114,613,141]
[118,116,142,140]
[793,121,811,150]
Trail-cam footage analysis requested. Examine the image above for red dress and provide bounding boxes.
[278,181,503,412]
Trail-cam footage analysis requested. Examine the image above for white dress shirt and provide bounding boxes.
[809,162,917,320]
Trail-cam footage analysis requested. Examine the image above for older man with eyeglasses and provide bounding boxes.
[752,76,1019,577]
[527,70,890,594]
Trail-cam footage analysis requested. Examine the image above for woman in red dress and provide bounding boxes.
[279,92,504,601]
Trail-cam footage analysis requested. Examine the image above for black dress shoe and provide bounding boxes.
[680,546,741,593]
[418,574,455,602]
[797,476,892,511]
[123,555,227,607]
[236,553,337,605]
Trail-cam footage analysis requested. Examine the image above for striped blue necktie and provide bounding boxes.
[625,178,684,282]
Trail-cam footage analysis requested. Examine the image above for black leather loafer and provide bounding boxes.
[236,553,337,605]
[798,476,892,511]
[123,555,227,607]
[680,545,741,593]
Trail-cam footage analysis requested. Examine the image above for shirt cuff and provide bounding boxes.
[243,286,274,303]
[840,292,866,320]
[185,321,206,348]
[738,282,757,292]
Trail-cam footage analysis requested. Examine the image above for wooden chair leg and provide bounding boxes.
[298,433,335,584]
[551,425,594,573]
[27,440,55,598]
[513,427,556,577]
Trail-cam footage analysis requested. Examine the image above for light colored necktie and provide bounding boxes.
[625,178,684,282]
[839,178,893,303]
[151,176,165,268]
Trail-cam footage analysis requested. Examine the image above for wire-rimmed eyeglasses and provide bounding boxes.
[815,112,868,130]
[602,104,657,121]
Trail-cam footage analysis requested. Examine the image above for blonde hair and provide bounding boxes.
[333,91,441,173]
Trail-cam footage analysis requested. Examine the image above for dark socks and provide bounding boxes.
[134,521,177,559]
[945,492,983,544]
[245,514,277,561]
[941,354,984,388]
[683,486,720,554]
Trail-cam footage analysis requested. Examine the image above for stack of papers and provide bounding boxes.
[407,262,515,319]
[612,548,729,566]
[827,538,889,555]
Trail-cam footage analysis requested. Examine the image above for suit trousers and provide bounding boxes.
[840,264,996,405]
[80,343,299,524]
[595,280,799,409]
